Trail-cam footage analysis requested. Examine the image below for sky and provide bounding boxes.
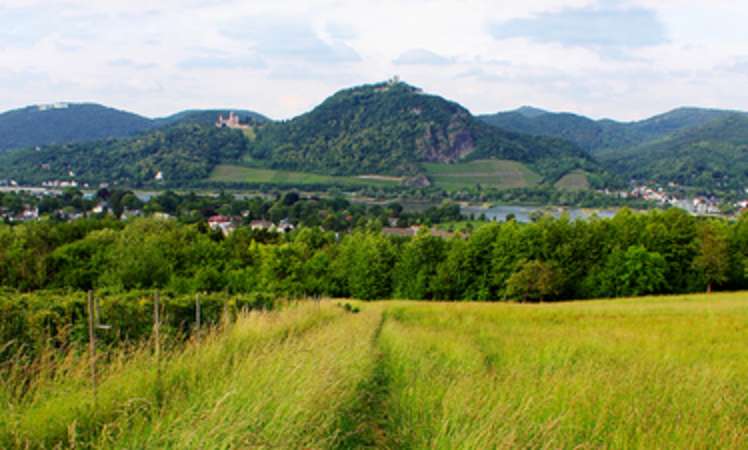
[1,0,748,121]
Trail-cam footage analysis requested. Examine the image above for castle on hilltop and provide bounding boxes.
[216,112,249,130]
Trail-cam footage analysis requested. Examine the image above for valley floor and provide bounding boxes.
[3,293,748,448]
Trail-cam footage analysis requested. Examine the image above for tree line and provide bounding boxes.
[0,207,743,301]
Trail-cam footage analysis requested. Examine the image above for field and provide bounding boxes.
[209,164,401,187]
[423,159,542,190]
[555,169,591,191]
[210,160,543,191]
[4,293,748,448]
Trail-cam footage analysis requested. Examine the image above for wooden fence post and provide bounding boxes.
[87,290,98,408]
[195,293,201,331]
[153,291,162,408]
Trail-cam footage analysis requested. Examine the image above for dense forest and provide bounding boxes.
[0,208,742,301]
[251,81,595,180]
[597,114,748,191]
[481,107,748,191]
[0,124,249,185]
[480,107,743,154]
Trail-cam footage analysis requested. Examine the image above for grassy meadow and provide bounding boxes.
[3,293,748,448]
[422,159,542,190]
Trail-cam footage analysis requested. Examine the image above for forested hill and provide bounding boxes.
[249,81,596,179]
[0,103,155,152]
[0,124,249,185]
[597,114,748,190]
[0,104,269,153]
[479,107,744,154]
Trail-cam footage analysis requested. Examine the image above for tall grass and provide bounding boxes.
[4,294,748,448]
[1,302,380,448]
[377,294,748,448]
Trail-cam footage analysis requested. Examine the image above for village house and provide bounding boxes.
[17,207,40,222]
[250,220,274,231]
[208,215,237,236]
[277,219,295,233]
[92,203,107,214]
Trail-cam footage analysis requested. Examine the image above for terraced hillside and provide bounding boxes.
[422,159,542,190]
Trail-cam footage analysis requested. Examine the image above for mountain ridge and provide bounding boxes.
[0,81,599,187]
[479,106,747,154]
[0,103,268,153]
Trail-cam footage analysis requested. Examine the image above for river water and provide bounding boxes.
[462,205,618,223]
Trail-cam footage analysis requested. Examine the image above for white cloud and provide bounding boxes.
[0,0,747,121]
[394,49,453,66]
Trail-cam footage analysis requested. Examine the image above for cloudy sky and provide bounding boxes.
[2,0,748,121]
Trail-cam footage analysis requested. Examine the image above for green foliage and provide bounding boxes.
[335,231,397,300]
[0,124,249,185]
[505,260,562,301]
[599,114,748,191]
[482,107,748,192]
[480,107,739,155]
[1,206,748,306]
[394,228,446,299]
[0,290,274,362]
[693,220,731,292]
[589,245,667,297]
[249,81,596,180]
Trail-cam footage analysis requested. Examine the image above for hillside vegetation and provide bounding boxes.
[0,103,155,152]
[249,81,596,180]
[0,82,598,188]
[481,106,748,191]
[4,294,748,448]
[480,106,742,154]
[0,124,249,185]
[598,114,748,190]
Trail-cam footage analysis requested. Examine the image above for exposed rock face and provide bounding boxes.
[416,112,476,163]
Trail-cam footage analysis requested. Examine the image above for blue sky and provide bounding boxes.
[1,0,747,121]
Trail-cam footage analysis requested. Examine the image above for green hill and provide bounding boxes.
[0,82,600,188]
[597,114,748,190]
[0,103,155,152]
[249,81,596,181]
[0,124,248,185]
[480,107,743,154]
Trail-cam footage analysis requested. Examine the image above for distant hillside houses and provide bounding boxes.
[42,180,80,188]
[250,219,295,234]
[37,102,69,111]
